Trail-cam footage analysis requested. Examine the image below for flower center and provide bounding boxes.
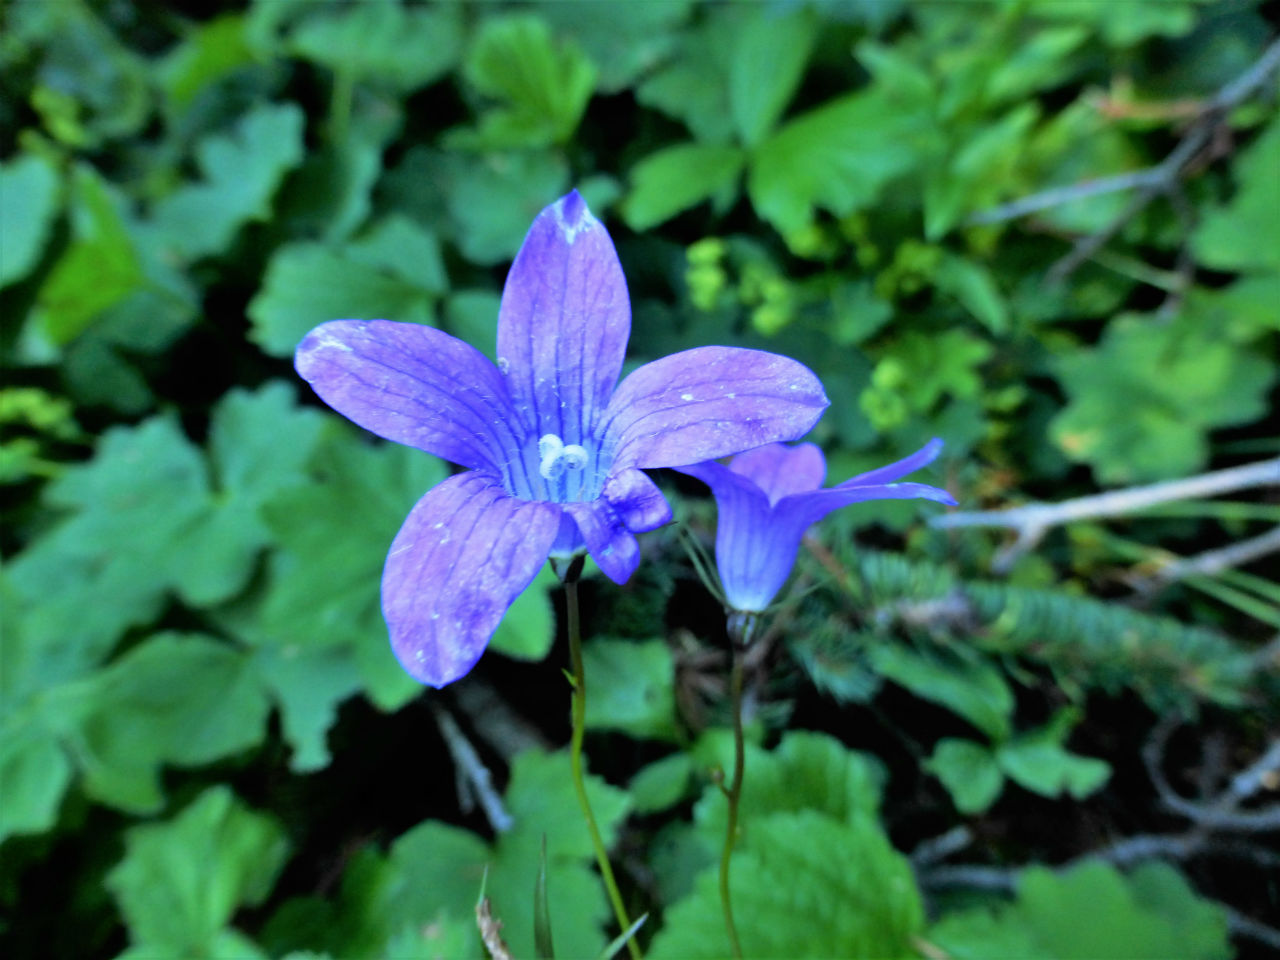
[538,433,589,481]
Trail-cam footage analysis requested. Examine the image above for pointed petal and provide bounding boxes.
[563,499,641,585]
[602,347,828,470]
[496,191,630,446]
[842,438,945,486]
[382,472,560,687]
[603,467,673,533]
[677,460,799,612]
[787,480,957,527]
[729,442,826,505]
[296,320,524,473]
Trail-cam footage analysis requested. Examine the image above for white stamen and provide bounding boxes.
[537,433,591,482]
[541,450,567,481]
[538,434,564,459]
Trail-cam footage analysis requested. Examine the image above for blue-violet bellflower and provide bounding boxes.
[295,191,828,686]
[677,439,956,614]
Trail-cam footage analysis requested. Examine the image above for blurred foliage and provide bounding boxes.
[1,1,1276,958]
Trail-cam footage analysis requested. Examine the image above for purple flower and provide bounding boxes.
[295,191,828,686]
[677,439,956,613]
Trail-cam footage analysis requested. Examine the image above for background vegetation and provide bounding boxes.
[2,1,1277,958]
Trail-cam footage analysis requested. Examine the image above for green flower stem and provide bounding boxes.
[563,559,643,960]
[719,612,755,960]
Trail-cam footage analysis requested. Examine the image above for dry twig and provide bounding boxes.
[965,35,1280,287]
[431,702,514,833]
[1130,525,1280,594]
[476,897,514,960]
[931,455,1280,572]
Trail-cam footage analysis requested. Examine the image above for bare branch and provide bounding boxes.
[1131,525,1280,593]
[909,825,974,867]
[1144,718,1280,833]
[931,456,1280,571]
[963,34,1280,283]
[1221,905,1280,953]
[431,702,514,834]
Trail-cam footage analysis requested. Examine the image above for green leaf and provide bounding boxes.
[1194,116,1280,272]
[490,566,557,662]
[455,15,596,149]
[694,731,886,845]
[925,738,1005,814]
[1050,315,1275,484]
[869,645,1014,740]
[7,384,322,680]
[582,638,678,741]
[8,415,209,666]
[106,786,288,956]
[1023,100,1146,236]
[535,0,692,94]
[248,640,364,774]
[622,143,745,230]
[748,89,929,234]
[176,382,326,606]
[276,89,403,244]
[443,151,572,265]
[629,752,695,815]
[924,104,1039,239]
[995,714,1111,801]
[729,7,817,146]
[635,11,734,144]
[534,834,555,959]
[1033,0,1199,46]
[650,810,924,959]
[59,633,271,812]
[33,165,143,344]
[254,426,445,711]
[444,289,503,357]
[289,3,462,93]
[0,723,73,842]
[370,750,631,960]
[0,152,61,289]
[12,0,151,147]
[346,215,448,294]
[156,13,254,116]
[933,254,1010,334]
[153,102,306,260]
[831,281,894,347]
[248,242,437,358]
[929,861,1230,960]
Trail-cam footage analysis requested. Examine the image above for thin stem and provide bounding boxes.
[718,640,746,960]
[563,559,642,960]
[718,612,756,960]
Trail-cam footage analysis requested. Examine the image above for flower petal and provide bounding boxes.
[382,472,560,687]
[496,191,630,446]
[842,438,945,486]
[677,460,799,612]
[602,347,829,470]
[562,499,641,585]
[729,442,826,505]
[787,480,957,527]
[296,320,524,473]
[603,467,673,533]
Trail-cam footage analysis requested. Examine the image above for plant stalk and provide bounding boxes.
[563,560,642,960]
[719,612,755,960]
